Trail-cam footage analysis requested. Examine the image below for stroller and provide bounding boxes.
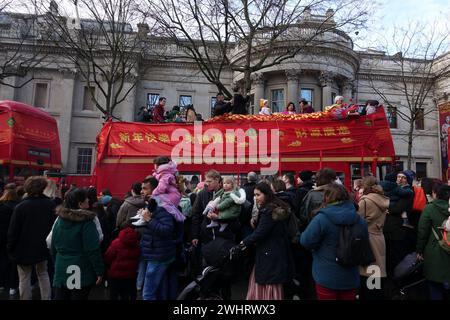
[177,238,243,300]
[391,252,427,300]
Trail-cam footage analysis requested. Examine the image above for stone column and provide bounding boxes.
[319,71,333,110]
[286,69,300,112]
[342,79,355,102]
[251,73,265,115]
[57,69,77,170]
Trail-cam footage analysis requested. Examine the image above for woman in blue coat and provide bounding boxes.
[300,183,368,300]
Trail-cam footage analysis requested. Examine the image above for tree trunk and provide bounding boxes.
[243,69,252,96]
[407,120,414,170]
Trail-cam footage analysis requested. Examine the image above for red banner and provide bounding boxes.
[439,102,450,179]
[96,108,394,164]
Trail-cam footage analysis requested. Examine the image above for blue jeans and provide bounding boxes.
[428,281,450,300]
[136,260,147,290]
[143,261,176,300]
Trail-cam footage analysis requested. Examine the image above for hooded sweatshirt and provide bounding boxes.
[300,201,367,290]
[105,227,141,279]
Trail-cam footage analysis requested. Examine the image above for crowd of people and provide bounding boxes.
[1,160,450,301]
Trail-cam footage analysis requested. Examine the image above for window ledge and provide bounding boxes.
[73,111,102,119]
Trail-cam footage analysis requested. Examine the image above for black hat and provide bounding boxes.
[299,170,313,182]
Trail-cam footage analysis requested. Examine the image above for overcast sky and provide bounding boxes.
[353,0,450,52]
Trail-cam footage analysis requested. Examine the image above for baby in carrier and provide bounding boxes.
[203,177,246,232]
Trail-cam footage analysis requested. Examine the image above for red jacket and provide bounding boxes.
[104,227,141,279]
[153,104,165,123]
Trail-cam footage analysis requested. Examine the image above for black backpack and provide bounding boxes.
[336,216,375,267]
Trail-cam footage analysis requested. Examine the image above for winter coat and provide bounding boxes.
[300,201,367,290]
[51,207,104,288]
[116,196,146,229]
[299,184,327,229]
[191,188,239,243]
[231,93,249,115]
[215,189,242,221]
[243,182,256,205]
[0,200,18,248]
[295,181,314,215]
[153,104,165,123]
[179,195,192,217]
[358,193,389,277]
[141,205,176,262]
[7,196,56,265]
[301,106,314,114]
[416,199,450,283]
[284,187,298,212]
[213,100,232,117]
[243,204,294,285]
[381,181,413,241]
[152,161,181,207]
[104,227,140,279]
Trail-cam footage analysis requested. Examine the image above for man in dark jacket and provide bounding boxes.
[295,170,314,215]
[243,172,257,205]
[191,170,240,246]
[231,87,249,115]
[140,199,176,300]
[213,93,232,117]
[7,176,56,300]
[282,173,298,213]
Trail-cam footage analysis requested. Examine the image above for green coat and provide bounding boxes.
[51,207,104,288]
[214,189,241,220]
[416,199,450,283]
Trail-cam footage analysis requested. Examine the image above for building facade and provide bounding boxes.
[0,11,449,178]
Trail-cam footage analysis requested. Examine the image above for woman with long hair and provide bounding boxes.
[242,182,294,300]
[358,176,389,300]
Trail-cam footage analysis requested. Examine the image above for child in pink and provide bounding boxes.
[151,157,185,222]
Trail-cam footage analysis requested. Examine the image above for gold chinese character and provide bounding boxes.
[158,134,170,143]
[145,133,156,143]
[133,133,144,143]
[295,129,308,139]
[119,132,130,143]
[310,129,322,137]
[337,126,351,135]
[323,127,336,136]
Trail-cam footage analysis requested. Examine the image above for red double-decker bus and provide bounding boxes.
[93,107,396,197]
[0,100,62,185]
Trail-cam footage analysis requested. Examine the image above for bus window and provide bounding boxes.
[0,165,9,183]
[350,164,372,181]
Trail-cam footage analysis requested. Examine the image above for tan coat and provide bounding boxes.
[358,193,389,277]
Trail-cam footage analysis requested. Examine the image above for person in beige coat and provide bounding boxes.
[357,176,389,300]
